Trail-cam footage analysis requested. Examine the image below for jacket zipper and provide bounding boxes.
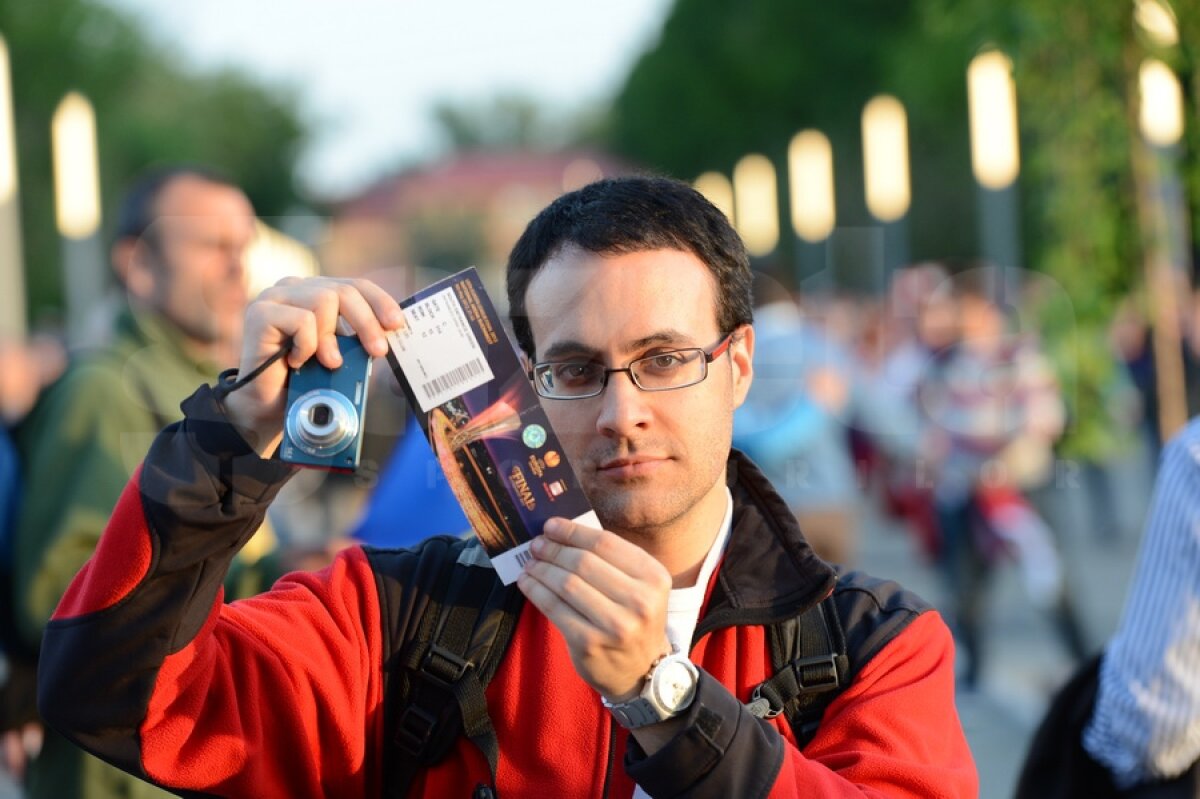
[600,713,617,798]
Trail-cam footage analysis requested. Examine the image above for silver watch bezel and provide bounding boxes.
[603,653,699,729]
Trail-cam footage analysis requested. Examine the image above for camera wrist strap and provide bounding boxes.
[213,342,294,402]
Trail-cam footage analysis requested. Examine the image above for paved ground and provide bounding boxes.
[853,447,1153,799]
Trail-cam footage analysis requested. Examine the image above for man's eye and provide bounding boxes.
[642,352,687,373]
[553,363,599,384]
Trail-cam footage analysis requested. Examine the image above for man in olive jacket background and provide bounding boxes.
[12,166,257,799]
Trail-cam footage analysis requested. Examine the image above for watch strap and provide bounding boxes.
[602,653,697,730]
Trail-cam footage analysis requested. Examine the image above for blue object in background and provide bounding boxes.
[351,410,470,548]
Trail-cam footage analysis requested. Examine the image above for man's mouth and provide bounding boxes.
[596,455,668,479]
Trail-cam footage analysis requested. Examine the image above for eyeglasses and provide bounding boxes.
[529,332,735,400]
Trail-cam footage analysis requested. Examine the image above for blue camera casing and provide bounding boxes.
[280,334,373,471]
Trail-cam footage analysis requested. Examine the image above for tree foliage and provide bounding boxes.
[608,0,1200,458]
[1,0,307,322]
[609,0,979,268]
[431,92,610,155]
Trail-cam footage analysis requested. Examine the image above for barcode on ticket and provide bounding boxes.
[491,541,535,584]
[387,285,495,413]
[420,359,486,406]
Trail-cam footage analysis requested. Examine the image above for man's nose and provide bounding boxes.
[226,242,249,283]
[595,369,652,437]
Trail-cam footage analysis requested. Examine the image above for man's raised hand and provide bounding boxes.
[223,277,404,456]
[517,517,672,702]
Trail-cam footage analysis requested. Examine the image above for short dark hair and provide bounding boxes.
[114,165,241,242]
[506,175,753,358]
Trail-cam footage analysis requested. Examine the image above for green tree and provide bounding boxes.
[431,92,607,155]
[1,0,307,322]
[609,0,979,269]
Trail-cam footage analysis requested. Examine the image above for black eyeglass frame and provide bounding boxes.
[528,330,737,400]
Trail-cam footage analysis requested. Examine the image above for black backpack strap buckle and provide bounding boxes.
[789,653,840,692]
[395,703,441,759]
[423,643,474,687]
[748,652,840,718]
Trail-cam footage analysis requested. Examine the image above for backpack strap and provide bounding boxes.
[746,595,851,747]
[388,544,524,797]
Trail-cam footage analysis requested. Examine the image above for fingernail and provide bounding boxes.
[530,537,545,555]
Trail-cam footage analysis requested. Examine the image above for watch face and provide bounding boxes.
[651,658,697,711]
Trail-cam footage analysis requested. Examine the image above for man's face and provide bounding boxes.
[523,246,753,538]
[917,292,961,351]
[959,295,1005,348]
[131,176,256,356]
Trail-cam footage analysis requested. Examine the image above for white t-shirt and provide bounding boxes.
[632,489,733,799]
[664,489,734,655]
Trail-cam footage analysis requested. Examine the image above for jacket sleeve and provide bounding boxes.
[37,383,387,799]
[625,611,977,798]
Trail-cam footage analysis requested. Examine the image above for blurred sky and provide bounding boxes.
[105,0,674,198]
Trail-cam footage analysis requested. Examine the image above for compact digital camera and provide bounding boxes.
[280,334,372,471]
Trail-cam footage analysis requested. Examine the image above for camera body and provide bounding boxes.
[281,334,372,471]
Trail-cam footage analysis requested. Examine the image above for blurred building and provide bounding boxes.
[321,149,632,306]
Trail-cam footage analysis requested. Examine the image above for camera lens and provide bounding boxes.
[310,403,332,428]
[285,389,360,457]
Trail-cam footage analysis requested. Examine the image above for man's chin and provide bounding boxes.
[589,494,676,536]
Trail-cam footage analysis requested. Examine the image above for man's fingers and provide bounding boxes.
[322,281,392,358]
[257,277,405,362]
[541,518,671,587]
[516,569,597,645]
[348,277,406,331]
[244,302,319,370]
[527,519,671,651]
[223,275,404,455]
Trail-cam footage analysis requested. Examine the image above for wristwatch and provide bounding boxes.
[602,653,700,729]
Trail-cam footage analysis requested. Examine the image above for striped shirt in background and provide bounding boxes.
[1084,417,1200,787]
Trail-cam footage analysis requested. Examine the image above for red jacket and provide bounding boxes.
[39,383,977,797]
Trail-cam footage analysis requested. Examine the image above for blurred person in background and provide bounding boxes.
[1111,282,1200,468]
[870,263,957,560]
[733,274,902,564]
[914,266,1085,690]
[11,165,260,799]
[1017,416,1200,797]
[0,335,66,787]
[1083,414,1200,791]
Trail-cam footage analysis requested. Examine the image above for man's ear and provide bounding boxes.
[730,324,754,409]
[112,237,155,302]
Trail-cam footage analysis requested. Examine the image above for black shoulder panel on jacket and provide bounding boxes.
[829,569,931,685]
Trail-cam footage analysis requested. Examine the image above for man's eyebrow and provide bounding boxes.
[627,329,694,351]
[539,330,695,362]
[540,340,599,361]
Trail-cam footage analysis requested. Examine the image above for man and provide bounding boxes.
[913,267,1078,689]
[1082,416,1200,788]
[38,176,976,796]
[13,166,257,798]
[733,274,897,565]
[1016,416,1200,797]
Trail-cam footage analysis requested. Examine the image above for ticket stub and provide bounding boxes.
[385,268,597,584]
